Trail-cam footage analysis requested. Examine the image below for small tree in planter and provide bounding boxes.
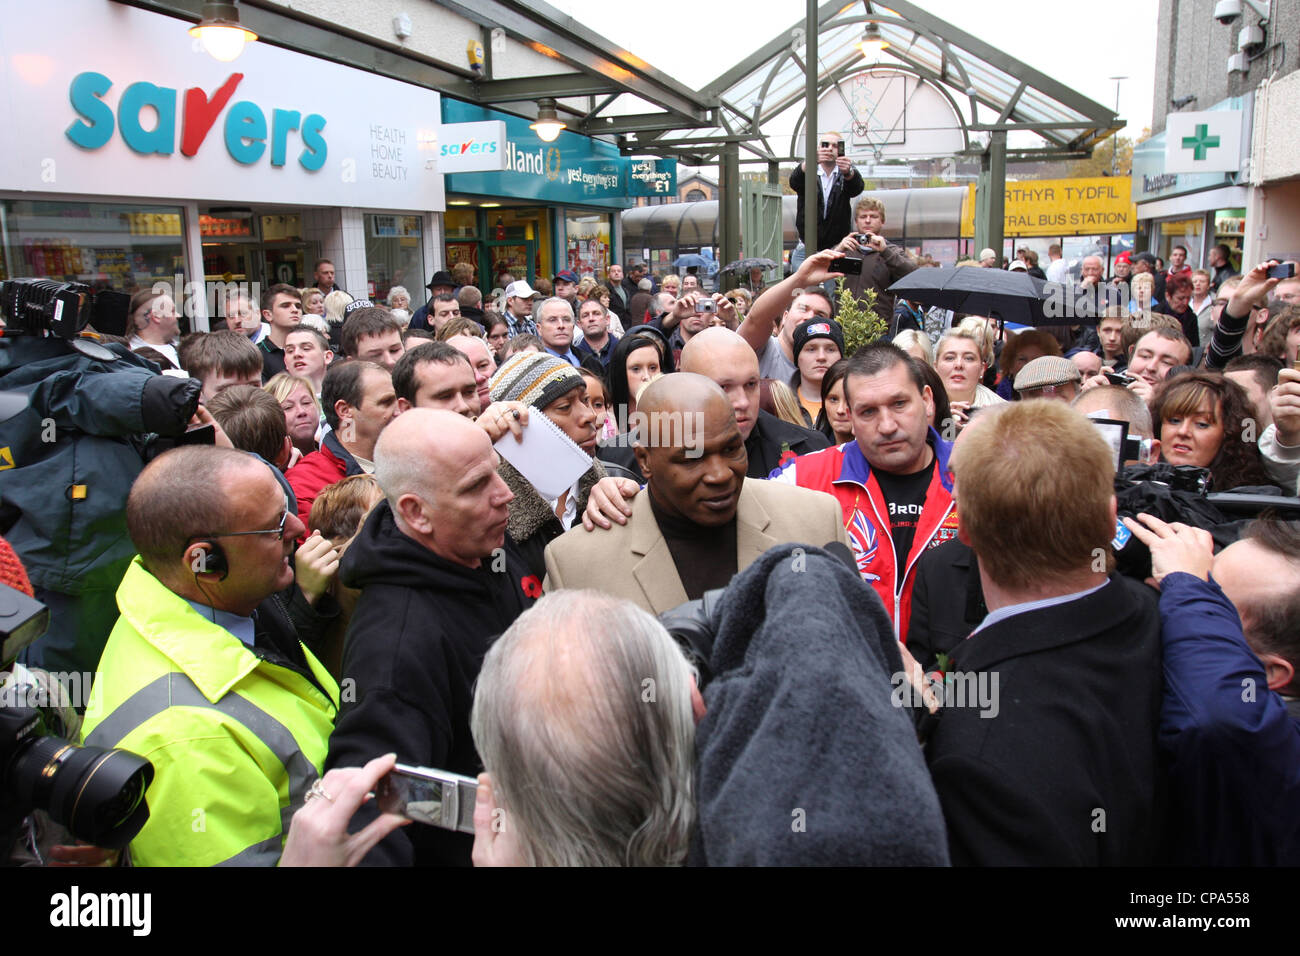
[834,279,888,355]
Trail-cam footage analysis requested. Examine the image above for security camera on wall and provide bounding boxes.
[1214,0,1271,27]
[1214,0,1242,25]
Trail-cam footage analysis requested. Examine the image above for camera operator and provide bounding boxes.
[0,285,212,676]
[832,197,917,333]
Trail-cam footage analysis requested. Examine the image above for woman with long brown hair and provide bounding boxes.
[1152,371,1279,491]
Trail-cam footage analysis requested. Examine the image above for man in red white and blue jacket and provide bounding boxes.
[770,344,957,641]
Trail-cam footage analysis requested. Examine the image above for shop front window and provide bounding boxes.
[494,207,550,283]
[1214,209,1245,272]
[444,208,478,239]
[443,205,551,290]
[365,214,425,305]
[564,210,611,280]
[488,244,530,289]
[0,199,186,293]
[1157,218,1204,270]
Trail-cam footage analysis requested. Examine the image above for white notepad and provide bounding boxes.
[494,412,593,499]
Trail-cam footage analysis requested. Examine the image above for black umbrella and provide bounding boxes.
[887,267,1063,327]
[720,257,780,274]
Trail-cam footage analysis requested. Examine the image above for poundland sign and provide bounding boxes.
[441,99,671,207]
[1,0,444,209]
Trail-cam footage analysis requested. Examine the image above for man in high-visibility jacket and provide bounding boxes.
[81,447,339,866]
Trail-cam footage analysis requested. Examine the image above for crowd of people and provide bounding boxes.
[3,166,1299,868]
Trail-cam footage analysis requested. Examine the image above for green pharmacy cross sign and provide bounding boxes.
[1181,124,1221,162]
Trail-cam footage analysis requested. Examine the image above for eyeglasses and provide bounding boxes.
[197,493,291,542]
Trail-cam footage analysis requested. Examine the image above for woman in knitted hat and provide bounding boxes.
[486,351,610,578]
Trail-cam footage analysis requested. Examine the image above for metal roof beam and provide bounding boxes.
[628,135,756,148]
[131,0,480,99]
[588,112,716,135]
[969,122,1111,132]
[697,0,1119,161]
[433,0,712,121]
[995,81,1027,124]
[703,0,847,96]
[855,0,1117,125]
[579,93,621,124]
[621,147,710,165]
[474,73,626,102]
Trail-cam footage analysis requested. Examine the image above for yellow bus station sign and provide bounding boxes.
[962,177,1136,237]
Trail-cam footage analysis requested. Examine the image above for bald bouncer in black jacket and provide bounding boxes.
[324,500,533,866]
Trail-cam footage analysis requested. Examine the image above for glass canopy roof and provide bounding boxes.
[619,0,1120,163]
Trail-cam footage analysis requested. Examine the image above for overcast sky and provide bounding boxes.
[548,0,1157,145]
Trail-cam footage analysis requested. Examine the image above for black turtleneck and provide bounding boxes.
[648,486,739,600]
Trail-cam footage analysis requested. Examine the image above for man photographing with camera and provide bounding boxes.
[833,197,917,332]
[790,131,864,257]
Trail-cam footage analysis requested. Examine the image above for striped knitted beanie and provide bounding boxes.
[489,350,584,409]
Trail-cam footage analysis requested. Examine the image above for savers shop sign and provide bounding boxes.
[0,0,443,209]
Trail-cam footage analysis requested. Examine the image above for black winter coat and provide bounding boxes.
[843,242,917,330]
[789,162,864,253]
[906,539,985,674]
[325,500,534,866]
[923,574,1165,865]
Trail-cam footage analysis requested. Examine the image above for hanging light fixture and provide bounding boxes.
[189,1,258,63]
[529,98,567,142]
[857,21,889,59]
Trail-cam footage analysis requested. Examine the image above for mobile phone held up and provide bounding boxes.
[1268,262,1296,280]
[830,256,864,276]
[819,140,845,157]
[375,763,478,833]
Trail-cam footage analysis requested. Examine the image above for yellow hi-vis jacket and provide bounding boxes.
[80,557,339,866]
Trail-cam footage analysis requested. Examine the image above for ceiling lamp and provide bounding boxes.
[857,22,889,58]
[529,98,567,142]
[189,1,258,63]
